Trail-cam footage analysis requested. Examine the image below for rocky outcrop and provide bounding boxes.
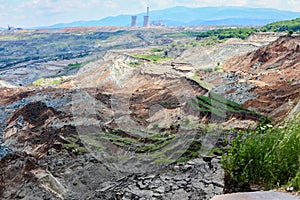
[208,36,300,119]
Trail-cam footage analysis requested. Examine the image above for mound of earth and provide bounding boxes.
[209,35,300,119]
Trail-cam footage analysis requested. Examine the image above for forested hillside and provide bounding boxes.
[196,28,258,40]
[261,18,300,32]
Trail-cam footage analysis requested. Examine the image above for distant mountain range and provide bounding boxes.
[45,6,300,28]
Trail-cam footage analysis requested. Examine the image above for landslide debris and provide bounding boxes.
[207,35,300,120]
[0,31,294,200]
[0,87,226,199]
[0,42,264,199]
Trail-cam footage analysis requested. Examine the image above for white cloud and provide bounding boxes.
[0,0,300,27]
[145,0,248,8]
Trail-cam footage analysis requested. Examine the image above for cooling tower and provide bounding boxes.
[131,16,138,27]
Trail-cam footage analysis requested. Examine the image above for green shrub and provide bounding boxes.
[50,77,64,85]
[129,61,143,67]
[150,48,163,53]
[68,62,83,69]
[67,59,97,70]
[289,170,300,191]
[222,116,300,190]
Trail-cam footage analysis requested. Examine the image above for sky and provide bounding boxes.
[1,0,300,28]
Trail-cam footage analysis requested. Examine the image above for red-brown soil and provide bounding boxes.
[224,36,300,119]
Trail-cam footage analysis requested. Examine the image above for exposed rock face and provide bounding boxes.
[176,32,283,70]
[225,36,300,73]
[177,40,259,69]
[210,36,300,119]
[245,32,286,46]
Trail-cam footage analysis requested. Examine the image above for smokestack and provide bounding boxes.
[143,7,150,28]
[131,16,137,27]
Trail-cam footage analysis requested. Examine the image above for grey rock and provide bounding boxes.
[154,186,166,193]
[169,189,189,200]
[137,181,148,190]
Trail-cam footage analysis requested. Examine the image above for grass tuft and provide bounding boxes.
[221,115,300,191]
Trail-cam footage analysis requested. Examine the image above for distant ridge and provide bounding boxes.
[44,6,300,29]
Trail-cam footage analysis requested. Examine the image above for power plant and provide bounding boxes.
[131,7,150,28]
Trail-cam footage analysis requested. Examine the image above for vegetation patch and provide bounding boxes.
[162,31,200,38]
[222,116,300,191]
[197,37,224,46]
[129,61,143,67]
[67,59,97,70]
[149,48,164,53]
[62,136,88,154]
[132,53,169,63]
[176,140,202,163]
[32,78,45,86]
[261,18,300,32]
[67,62,83,70]
[192,92,262,121]
[97,130,176,154]
[32,77,65,86]
[187,74,214,91]
[196,28,258,40]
